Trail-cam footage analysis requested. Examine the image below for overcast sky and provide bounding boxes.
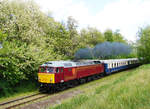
[34,0,150,41]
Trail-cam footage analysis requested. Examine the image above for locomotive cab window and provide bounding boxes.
[39,67,46,73]
[47,67,54,73]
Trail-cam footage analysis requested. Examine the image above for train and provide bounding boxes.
[38,58,139,92]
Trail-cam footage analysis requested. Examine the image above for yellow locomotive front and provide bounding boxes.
[38,67,55,84]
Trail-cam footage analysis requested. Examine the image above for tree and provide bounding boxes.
[113,30,127,43]
[65,16,80,57]
[137,26,150,63]
[67,16,78,39]
[80,27,105,47]
[104,29,113,42]
[0,0,69,88]
[104,29,127,43]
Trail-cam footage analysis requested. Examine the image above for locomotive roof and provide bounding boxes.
[40,60,97,68]
[41,61,75,67]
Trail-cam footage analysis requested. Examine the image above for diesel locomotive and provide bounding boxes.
[38,58,139,92]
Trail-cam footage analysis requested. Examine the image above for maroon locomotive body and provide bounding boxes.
[38,60,104,90]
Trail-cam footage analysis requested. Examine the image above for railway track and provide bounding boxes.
[0,93,49,109]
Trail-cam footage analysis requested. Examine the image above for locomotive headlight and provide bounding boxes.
[50,78,53,82]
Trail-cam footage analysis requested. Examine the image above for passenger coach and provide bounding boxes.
[100,58,139,75]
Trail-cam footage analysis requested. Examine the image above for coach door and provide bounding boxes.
[55,67,64,83]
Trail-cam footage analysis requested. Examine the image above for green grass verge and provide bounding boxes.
[0,81,38,102]
[50,64,150,109]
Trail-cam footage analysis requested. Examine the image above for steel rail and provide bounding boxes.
[0,93,41,106]
[5,94,48,109]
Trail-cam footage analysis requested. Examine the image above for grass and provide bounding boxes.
[50,64,150,109]
[0,81,38,102]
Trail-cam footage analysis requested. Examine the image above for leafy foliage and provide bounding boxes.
[0,0,70,88]
[104,29,126,43]
[104,29,114,42]
[80,27,105,47]
[137,26,150,63]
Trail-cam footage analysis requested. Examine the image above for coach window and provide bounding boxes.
[56,68,59,73]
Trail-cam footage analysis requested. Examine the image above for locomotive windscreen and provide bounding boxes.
[46,67,54,73]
